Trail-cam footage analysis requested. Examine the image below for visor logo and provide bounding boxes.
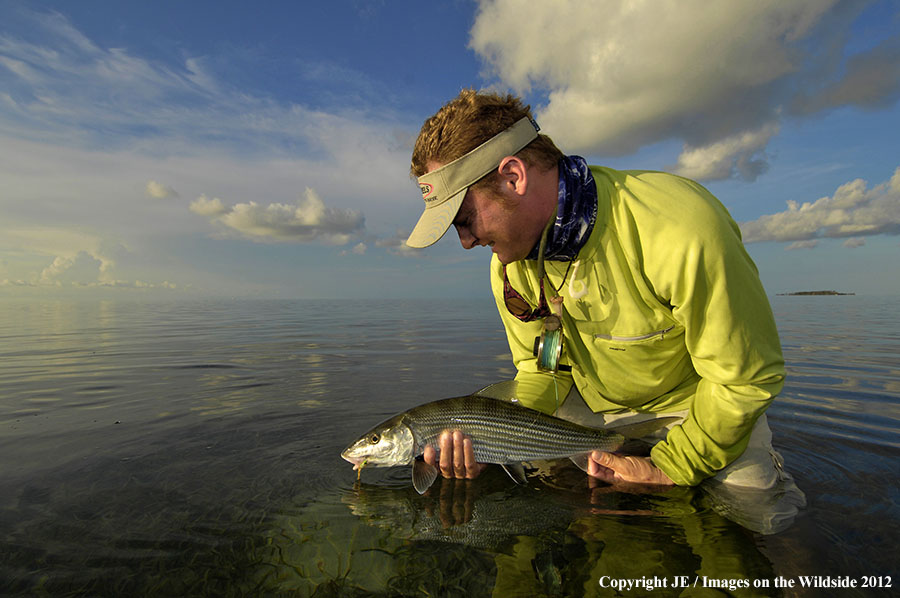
[419,182,434,199]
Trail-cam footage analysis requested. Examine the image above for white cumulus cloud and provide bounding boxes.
[39,251,107,285]
[145,180,179,199]
[786,240,819,251]
[741,166,900,245]
[339,242,367,257]
[672,123,780,182]
[195,187,365,245]
[470,0,898,181]
[189,195,228,217]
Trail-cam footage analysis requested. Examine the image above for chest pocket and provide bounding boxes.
[583,321,692,405]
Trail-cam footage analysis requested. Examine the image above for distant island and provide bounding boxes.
[777,290,855,296]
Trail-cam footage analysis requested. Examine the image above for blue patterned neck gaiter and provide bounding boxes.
[526,155,598,262]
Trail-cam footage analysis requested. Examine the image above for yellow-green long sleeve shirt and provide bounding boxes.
[490,166,785,486]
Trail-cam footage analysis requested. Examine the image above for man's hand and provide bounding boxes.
[423,430,488,480]
[587,451,675,486]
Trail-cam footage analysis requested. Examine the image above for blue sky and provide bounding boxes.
[1,0,898,299]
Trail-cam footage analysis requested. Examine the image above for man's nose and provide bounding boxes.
[454,224,477,250]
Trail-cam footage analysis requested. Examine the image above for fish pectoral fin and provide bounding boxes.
[570,453,592,474]
[500,463,528,485]
[412,459,439,494]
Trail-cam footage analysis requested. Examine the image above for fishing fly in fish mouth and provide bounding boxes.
[341,381,676,494]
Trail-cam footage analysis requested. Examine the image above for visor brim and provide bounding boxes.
[405,186,467,248]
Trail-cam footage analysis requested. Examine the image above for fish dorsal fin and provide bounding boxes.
[500,463,528,485]
[609,416,682,439]
[412,459,439,494]
[473,380,519,402]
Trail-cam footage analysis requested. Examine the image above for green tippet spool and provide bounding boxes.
[535,314,563,372]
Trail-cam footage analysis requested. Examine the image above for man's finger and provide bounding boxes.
[423,444,436,465]
[439,430,454,477]
[588,451,675,486]
[589,451,617,482]
[452,430,466,477]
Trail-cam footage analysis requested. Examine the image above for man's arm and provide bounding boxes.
[635,174,785,485]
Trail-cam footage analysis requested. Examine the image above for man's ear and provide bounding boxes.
[497,156,528,196]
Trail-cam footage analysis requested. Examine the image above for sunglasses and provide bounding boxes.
[502,264,553,322]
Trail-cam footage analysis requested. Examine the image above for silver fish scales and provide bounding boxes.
[404,395,625,463]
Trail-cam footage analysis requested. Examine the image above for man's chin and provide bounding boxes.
[493,247,523,265]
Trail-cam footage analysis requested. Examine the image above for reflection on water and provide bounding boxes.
[0,296,898,596]
[267,472,782,597]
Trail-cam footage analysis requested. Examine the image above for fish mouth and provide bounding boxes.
[341,451,364,469]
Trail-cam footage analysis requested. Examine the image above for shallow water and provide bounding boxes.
[0,296,897,596]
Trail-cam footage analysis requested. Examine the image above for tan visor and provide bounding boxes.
[406,117,540,248]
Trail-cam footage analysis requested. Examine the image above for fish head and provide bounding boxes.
[341,415,415,467]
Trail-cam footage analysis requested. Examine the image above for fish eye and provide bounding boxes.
[368,433,380,444]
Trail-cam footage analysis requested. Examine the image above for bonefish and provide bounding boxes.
[341,382,677,493]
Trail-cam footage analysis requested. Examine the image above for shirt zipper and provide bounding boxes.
[594,324,676,342]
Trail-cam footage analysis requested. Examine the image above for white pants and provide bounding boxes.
[555,385,788,488]
[555,386,806,533]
